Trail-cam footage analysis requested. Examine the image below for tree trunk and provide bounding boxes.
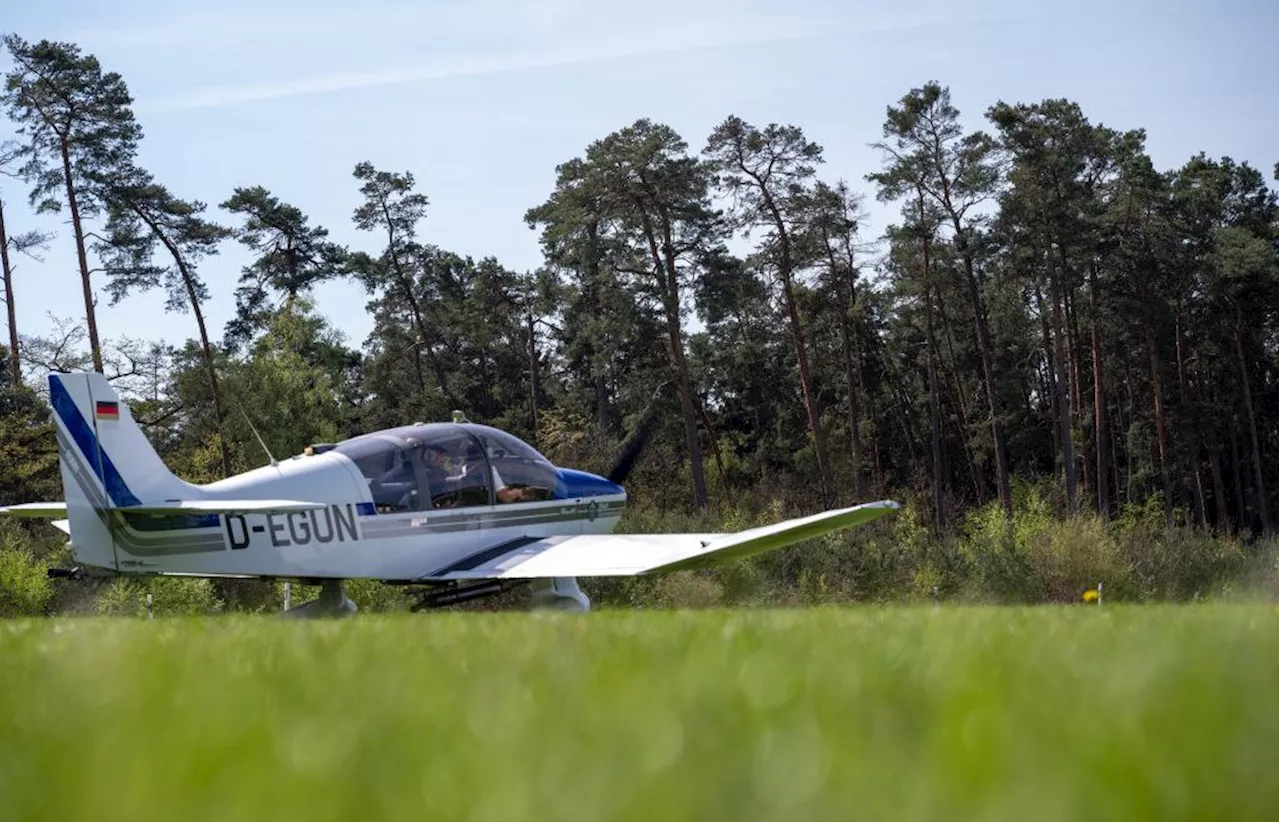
[882,353,923,466]
[584,223,611,437]
[1088,262,1110,516]
[1190,346,1228,531]
[694,389,728,490]
[0,199,19,384]
[838,319,863,498]
[140,208,233,478]
[759,191,832,505]
[1049,263,1077,512]
[1208,448,1231,533]
[952,227,1012,518]
[526,309,540,445]
[1064,271,1091,507]
[823,233,864,499]
[661,308,708,509]
[638,208,707,509]
[60,138,103,373]
[187,283,232,478]
[1145,324,1173,525]
[378,200,451,408]
[934,293,983,502]
[1233,319,1271,534]
[1174,310,1206,528]
[1123,367,1136,504]
[1034,283,1063,488]
[924,284,945,530]
[1229,419,1246,530]
[918,197,944,530]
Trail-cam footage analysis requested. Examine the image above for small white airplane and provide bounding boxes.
[0,372,900,616]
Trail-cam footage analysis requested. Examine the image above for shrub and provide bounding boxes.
[94,576,224,617]
[0,519,56,616]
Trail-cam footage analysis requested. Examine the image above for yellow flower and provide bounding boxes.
[1082,589,1099,603]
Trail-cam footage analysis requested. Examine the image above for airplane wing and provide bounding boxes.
[422,500,900,580]
[0,499,327,518]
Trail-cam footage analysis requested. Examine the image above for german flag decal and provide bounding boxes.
[95,400,119,420]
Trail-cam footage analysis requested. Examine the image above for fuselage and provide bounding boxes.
[83,422,626,581]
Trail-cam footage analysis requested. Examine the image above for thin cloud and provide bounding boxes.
[134,15,943,113]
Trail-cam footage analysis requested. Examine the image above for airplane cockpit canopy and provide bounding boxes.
[330,423,562,512]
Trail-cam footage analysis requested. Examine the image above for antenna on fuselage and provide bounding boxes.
[238,406,278,467]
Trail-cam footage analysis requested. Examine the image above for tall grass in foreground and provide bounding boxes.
[0,605,1273,822]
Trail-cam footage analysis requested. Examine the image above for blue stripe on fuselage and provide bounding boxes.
[121,511,222,531]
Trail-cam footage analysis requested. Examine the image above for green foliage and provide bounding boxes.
[0,348,59,502]
[0,521,53,616]
[93,576,224,617]
[584,486,1271,610]
[1,34,142,217]
[344,579,411,612]
[220,185,348,347]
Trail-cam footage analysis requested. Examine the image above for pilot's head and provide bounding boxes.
[423,444,446,468]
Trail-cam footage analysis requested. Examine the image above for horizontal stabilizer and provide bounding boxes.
[0,499,326,518]
[0,502,68,518]
[421,499,900,581]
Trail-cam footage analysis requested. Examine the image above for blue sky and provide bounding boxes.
[2,0,1276,361]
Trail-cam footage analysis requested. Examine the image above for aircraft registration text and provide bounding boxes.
[223,504,360,550]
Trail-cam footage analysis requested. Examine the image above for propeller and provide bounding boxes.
[605,381,670,486]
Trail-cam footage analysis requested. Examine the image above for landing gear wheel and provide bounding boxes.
[529,577,591,612]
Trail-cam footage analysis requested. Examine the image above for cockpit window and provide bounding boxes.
[408,429,492,509]
[332,424,561,511]
[470,426,559,504]
[334,435,421,513]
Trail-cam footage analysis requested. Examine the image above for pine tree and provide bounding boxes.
[2,35,143,373]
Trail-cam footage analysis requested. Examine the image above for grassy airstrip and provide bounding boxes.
[0,605,1274,821]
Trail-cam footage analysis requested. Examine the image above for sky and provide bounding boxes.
[1,0,1277,361]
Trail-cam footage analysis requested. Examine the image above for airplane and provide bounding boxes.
[0,371,901,617]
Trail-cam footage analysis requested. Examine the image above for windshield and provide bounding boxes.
[331,423,562,509]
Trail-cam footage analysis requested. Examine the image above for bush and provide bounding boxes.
[0,546,53,616]
[0,519,55,616]
[94,576,225,617]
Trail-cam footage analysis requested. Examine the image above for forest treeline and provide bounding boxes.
[0,35,1276,613]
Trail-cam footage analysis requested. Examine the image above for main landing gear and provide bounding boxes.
[406,576,592,613]
[529,577,591,612]
[282,580,358,619]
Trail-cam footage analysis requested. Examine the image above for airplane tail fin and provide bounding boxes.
[45,372,193,570]
[47,371,193,507]
[0,372,334,573]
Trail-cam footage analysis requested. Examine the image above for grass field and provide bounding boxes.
[0,604,1274,822]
